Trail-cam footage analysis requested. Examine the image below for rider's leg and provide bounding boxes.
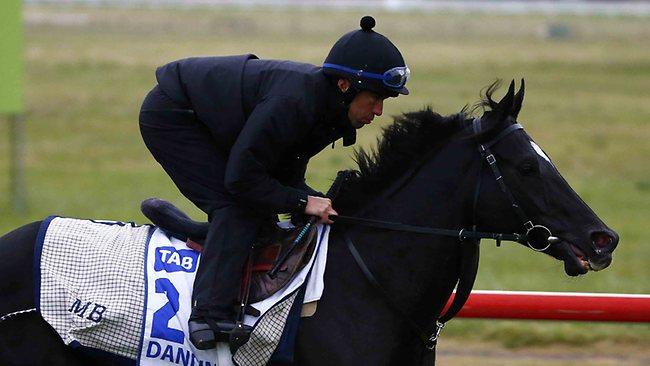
[191,205,263,319]
[188,205,263,348]
[140,85,255,349]
[139,85,232,215]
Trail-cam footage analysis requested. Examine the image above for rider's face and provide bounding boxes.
[338,79,387,129]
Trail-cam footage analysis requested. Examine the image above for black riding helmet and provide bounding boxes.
[323,16,409,99]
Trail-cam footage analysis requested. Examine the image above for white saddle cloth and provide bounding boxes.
[36,217,329,366]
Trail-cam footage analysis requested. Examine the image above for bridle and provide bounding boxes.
[472,117,558,252]
[330,117,559,362]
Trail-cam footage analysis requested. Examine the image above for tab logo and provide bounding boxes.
[154,246,199,273]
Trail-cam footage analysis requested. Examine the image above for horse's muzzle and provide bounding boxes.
[588,254,613,272]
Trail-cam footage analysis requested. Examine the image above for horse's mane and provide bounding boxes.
[335,108,468,210]
[336,81,501,211]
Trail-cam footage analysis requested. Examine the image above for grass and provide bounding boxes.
[1,4,649,347]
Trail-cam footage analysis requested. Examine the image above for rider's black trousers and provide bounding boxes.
[139,85,265,320]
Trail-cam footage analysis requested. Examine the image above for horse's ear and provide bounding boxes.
[511,78,525,120]
[495,79,516,117]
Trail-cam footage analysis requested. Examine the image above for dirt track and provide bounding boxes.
[437,339,650,366]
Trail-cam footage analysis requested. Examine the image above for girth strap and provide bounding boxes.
[440,235,480,325]
[341,229,480,360]
[342,232,432,346]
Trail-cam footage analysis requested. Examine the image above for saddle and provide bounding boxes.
[140,198,318,304]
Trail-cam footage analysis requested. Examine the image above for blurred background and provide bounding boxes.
[1,0,649,364]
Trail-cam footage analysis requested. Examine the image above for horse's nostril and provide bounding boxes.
[592,232,613,248]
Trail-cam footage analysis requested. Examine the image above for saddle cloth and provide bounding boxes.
[34,216,329,365]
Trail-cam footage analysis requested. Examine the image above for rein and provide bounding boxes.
[332,117,558,363]
[330,215,520,245]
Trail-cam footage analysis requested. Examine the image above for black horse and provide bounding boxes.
[0,81,618,365]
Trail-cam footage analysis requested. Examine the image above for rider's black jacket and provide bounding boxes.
[155,55,356,213]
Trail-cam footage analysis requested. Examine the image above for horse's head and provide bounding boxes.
[337,79,618,277]
[474,80,619,276]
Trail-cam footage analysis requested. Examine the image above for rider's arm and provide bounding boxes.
[297,181,324,197]
[290,163,324,197]
[224,96,314,213]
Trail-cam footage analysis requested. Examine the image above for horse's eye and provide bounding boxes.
[518,161,538,176]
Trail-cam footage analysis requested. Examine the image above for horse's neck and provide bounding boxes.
[366,139,478,229]
[327,141,478,352]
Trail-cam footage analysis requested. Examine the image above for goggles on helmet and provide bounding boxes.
[323,63,410,89]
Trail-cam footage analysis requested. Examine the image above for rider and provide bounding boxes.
[138,15,409,349]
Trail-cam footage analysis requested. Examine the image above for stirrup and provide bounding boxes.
[229,322,253,354]
[188,320,217,350]
[189,319,253,350]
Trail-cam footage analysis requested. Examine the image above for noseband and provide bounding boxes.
[331,117,559,360]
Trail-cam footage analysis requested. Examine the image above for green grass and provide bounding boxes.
[1,5,649,347]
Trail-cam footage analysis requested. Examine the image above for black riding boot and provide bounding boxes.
[189,205,262,349]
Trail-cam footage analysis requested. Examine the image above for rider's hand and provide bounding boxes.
[304,196,337,224]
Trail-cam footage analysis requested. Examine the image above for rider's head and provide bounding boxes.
[324,16,409,128]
